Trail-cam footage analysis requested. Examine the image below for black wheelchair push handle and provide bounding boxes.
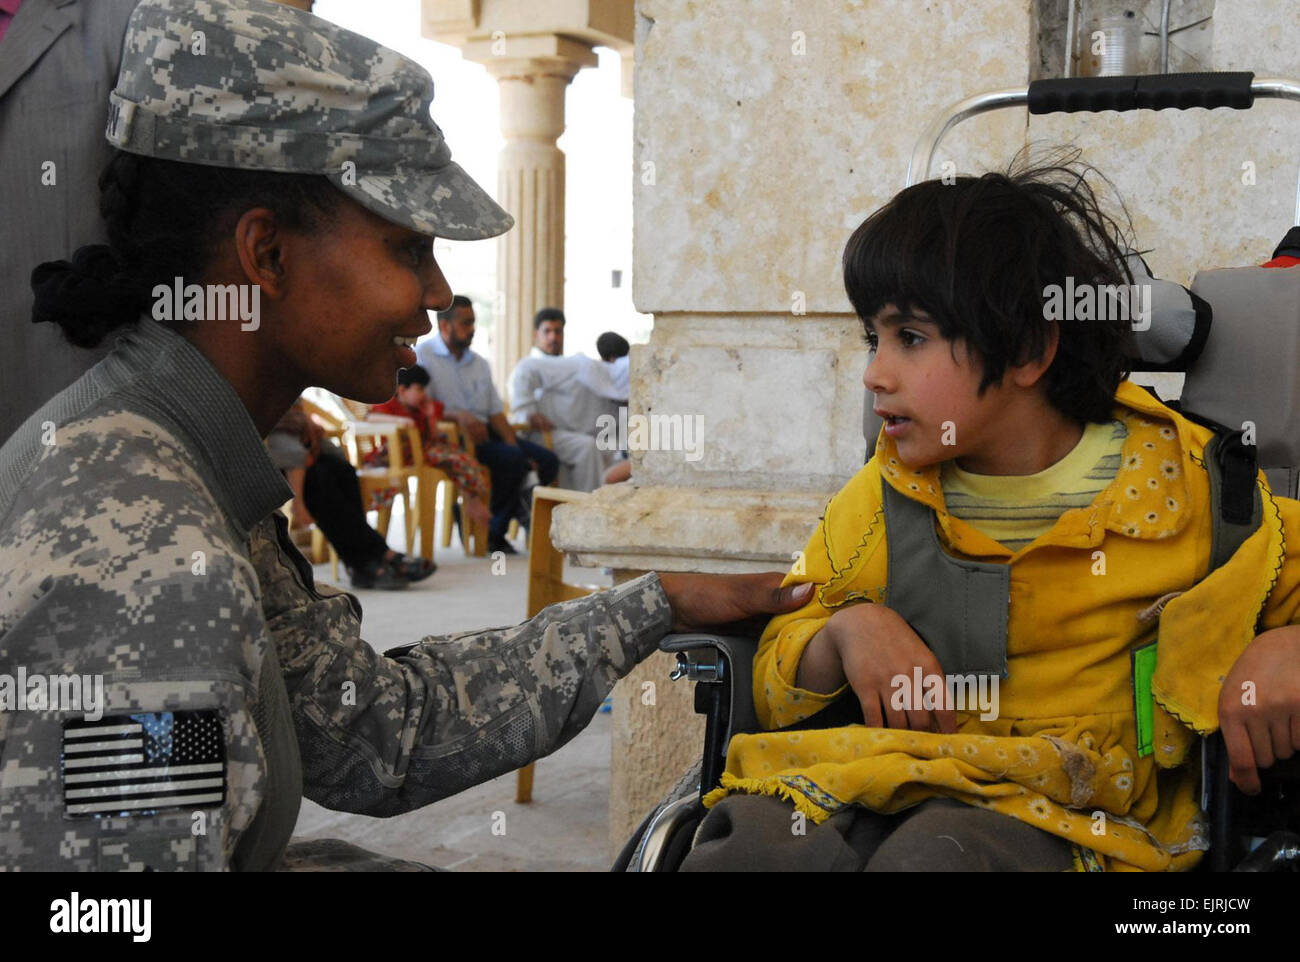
[1027,72,1256,115]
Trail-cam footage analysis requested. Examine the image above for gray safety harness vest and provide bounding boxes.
[781,419,1261,731]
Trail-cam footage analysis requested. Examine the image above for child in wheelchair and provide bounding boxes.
[680,153,1300,872]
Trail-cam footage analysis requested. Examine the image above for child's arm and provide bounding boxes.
[797,602,956,733]
[754,465,954,733]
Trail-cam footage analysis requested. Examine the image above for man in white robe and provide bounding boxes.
[508,308,625,492]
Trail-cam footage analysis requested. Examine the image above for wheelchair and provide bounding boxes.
[616,70,1300,872]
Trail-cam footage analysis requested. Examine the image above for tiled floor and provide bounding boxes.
[290,501,618,871]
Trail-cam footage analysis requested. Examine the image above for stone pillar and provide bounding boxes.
[480,45,594,381]
[422,0,632,385]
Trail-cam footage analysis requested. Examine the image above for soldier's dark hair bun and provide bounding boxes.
[31,245,148,349]
[35,150,343,350]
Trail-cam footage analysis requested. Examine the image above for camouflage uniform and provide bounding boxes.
[0,317,674,869]
[0,0,674,870]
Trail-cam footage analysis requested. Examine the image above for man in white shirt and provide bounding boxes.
[508,308,622,492]
[416,296,558,552]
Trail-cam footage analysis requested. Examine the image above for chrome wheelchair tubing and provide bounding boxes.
[635,795,701,873]
[1233,832,1300,872]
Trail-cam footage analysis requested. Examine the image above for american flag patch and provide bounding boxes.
[62,711,226,817]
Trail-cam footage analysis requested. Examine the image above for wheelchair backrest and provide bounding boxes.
[1181,264,1300,499]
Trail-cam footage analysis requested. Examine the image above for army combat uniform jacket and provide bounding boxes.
[0,317,673,870]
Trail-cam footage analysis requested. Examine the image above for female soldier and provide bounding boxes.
[0,0,809,871]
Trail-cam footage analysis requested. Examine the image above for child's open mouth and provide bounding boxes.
[883,415,911,437]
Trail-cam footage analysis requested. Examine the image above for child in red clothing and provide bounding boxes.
[367,365,493,529]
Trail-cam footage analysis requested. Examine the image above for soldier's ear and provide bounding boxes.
[233,207,288,298]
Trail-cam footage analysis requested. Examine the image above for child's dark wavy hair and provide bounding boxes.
[842,149,1136,423]
[31,150,342,349]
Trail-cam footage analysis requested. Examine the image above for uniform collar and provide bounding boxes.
[111,317,291,538]
[874,380,1197,557]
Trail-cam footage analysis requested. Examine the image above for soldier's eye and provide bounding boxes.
[405,241,428,266]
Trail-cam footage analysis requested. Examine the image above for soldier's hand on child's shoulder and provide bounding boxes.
[807,603,957,734]
[1217,625,1300,795]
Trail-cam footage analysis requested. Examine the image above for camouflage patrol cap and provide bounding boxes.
[105,0,513,241]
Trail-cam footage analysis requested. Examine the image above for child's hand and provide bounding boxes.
[1218,625,1300,795]
[801,603,956,733]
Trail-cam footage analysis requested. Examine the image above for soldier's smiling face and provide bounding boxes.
[272,199,451,404]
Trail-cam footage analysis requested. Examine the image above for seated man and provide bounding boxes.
[416,295,557,553]
[596,330,631,398]
[596,331,631,484]
[508,308,622,492]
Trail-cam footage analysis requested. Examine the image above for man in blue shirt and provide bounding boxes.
[416,295,558,553]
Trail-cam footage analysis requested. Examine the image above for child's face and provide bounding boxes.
[398,383,427,407]
[863,306,1009,471]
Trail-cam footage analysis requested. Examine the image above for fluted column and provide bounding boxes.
[485,52,591,381]
[421,0,629,395]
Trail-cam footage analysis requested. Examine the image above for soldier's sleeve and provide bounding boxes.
[251,514,673,815]
[0,414,274,870]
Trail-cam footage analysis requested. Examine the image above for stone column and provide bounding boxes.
[422,0,632,386]
[477,44,595,381]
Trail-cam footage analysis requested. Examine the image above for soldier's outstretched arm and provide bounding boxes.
[252,514,670,814]
[253,516,810,816]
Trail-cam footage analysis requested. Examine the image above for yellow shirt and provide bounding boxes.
[941,419,1128,551]
[711,381,1300,871]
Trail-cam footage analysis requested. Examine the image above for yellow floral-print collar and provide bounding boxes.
[873,380,1195,547]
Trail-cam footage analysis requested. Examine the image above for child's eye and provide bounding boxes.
[862,331,878,352]
[899,329,926,348]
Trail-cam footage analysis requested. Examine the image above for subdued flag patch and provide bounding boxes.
[62,711,225,817]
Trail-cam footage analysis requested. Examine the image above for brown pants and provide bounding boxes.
[679,795,1075,872]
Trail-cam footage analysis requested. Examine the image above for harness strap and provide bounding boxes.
[882,479,1010,679]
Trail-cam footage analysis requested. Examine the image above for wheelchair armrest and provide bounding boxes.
[1205,731,1300,871]
[659,632,760,797]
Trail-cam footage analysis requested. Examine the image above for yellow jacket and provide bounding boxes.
[710,380,1300,870]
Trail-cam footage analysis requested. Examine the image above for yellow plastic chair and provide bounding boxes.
[514,485,600,803]
[302,396,424,565]
[436,418,490,556]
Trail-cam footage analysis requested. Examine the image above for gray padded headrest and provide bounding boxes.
[1124,253,1213,372]
[1181,265,1300,498]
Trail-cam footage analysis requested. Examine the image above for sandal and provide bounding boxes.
[348,559,410,591]
[390,553,436,583]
